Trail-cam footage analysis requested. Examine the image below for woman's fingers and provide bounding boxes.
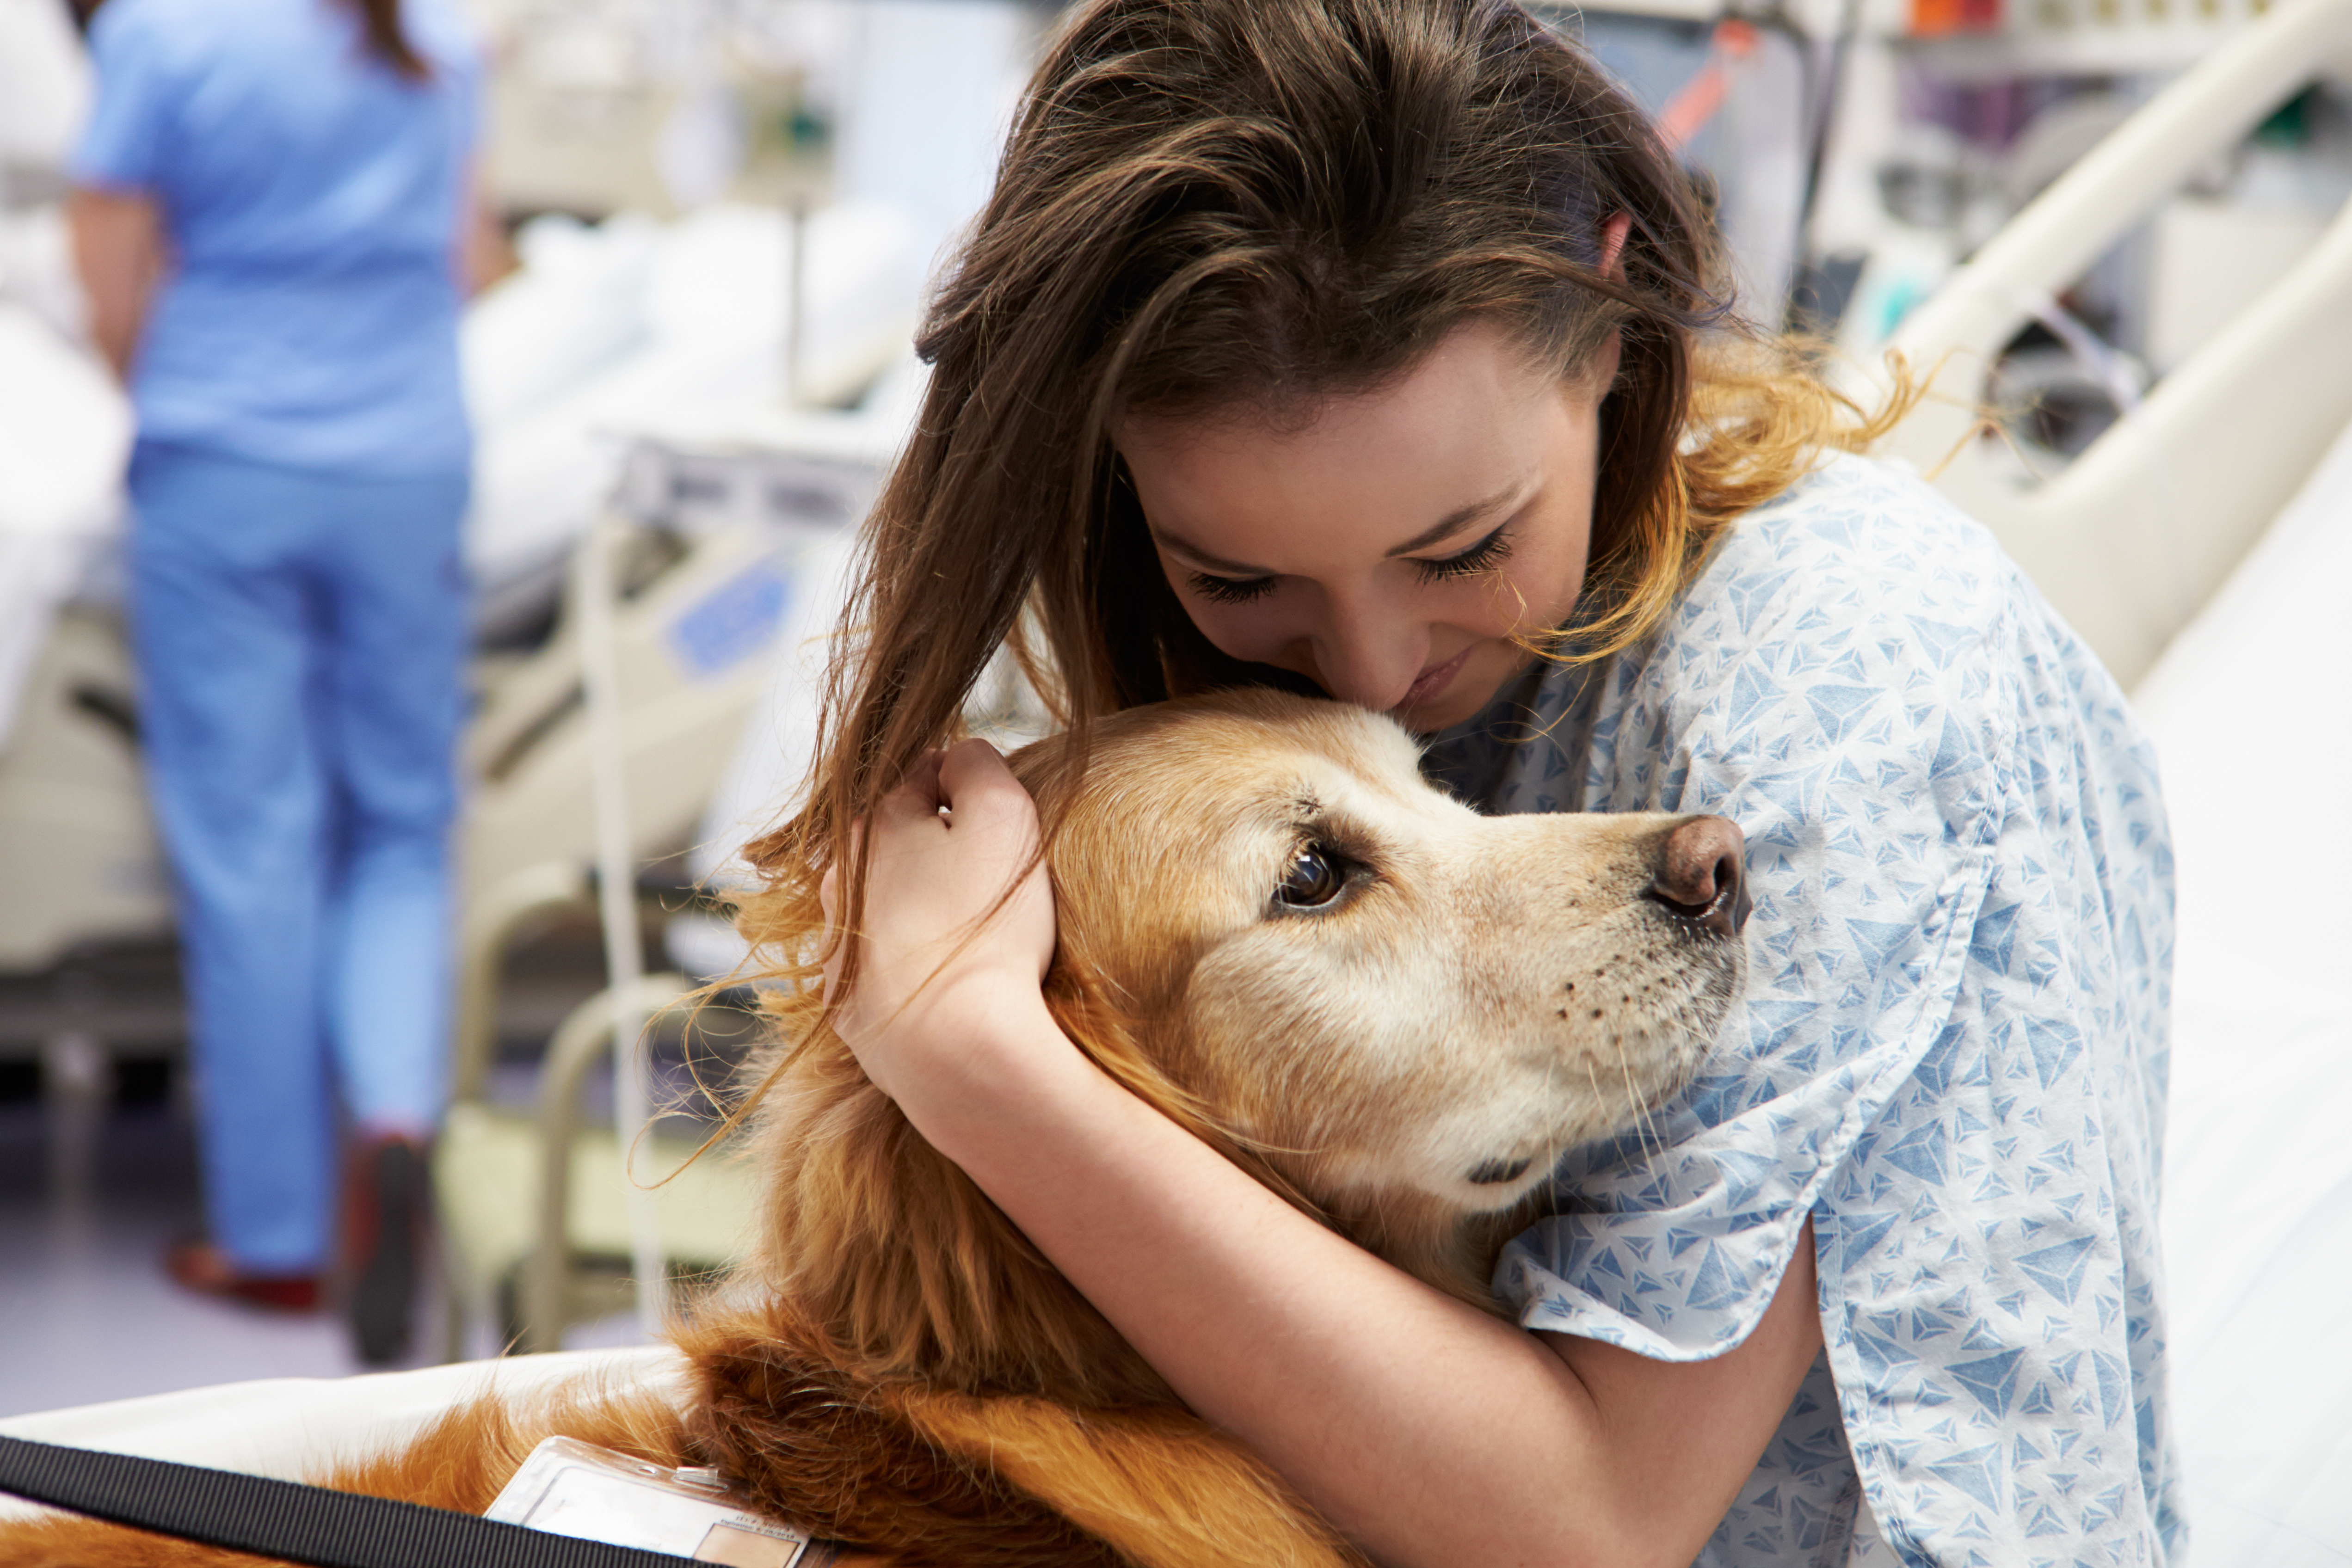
[813,738,1061,1103]
[875,747,950,832]
[936,738,1041,843]
[933,739,1056,982]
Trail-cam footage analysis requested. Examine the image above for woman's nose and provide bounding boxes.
[1309,604,1426,711]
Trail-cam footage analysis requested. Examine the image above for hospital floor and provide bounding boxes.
[0,922,651,1421]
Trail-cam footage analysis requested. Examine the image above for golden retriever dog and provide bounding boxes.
[5,689,1747,1568]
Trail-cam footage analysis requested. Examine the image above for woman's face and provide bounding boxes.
[1117,317,1616,734]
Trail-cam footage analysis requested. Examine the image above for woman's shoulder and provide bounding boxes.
[84,0,200,62]
[1595,449,2134,815]
[1690,450,2019,655]
[1625,449,2097,746]
[402,0,487,75]
[92,0,478,76]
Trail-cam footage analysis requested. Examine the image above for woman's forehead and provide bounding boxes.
[1116,324,1581,564]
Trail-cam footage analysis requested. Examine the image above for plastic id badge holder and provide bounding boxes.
[486,1436,841,1567]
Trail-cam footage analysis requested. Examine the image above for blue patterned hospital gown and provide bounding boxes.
[1423,454,2180,1567]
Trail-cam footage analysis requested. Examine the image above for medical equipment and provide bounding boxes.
[0,294,146,973]
[1865,0,2352,689]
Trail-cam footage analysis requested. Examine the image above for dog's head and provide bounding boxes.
[733,688,1744,1398]
[1017,688,1743,1218]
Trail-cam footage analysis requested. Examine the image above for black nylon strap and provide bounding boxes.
[0,1435,697,1568]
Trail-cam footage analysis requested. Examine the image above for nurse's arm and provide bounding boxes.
[458,162,512,296]
[67,186,162,381]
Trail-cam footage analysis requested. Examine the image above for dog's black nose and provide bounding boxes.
[1647,815,1747,938]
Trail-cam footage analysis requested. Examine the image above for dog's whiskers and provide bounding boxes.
[1614,1031,1662,1154]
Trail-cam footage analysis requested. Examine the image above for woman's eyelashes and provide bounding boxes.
[1412,522,1515,584]
[1185,523,1517,605]
[1188,570,1279,605]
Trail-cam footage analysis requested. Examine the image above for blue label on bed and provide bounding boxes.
[668,562,788,679]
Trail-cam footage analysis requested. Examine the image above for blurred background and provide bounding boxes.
[0,0,2345,1425]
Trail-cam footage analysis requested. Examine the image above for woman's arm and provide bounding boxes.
[457,162,512,297]
[833,741,1823,1568]
[66,186,162,380]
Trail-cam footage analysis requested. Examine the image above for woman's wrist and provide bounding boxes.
[864,972,1096,1154]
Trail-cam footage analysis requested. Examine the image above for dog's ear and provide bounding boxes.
[1041,950,1338,1239]
[718,875,1177,1403]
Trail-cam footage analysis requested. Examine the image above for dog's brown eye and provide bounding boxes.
[1275,845,1347,910]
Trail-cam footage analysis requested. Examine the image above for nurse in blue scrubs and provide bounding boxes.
[67,0,482,1363]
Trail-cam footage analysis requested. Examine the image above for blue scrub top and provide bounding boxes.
[73,0,481,476]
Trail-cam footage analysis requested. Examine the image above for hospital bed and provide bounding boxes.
[6,0,2352,1560]
[435,391,917,1362]
[1863,0,2352,1553]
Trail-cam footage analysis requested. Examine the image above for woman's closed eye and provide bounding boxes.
[1411,521,1514,584]
[1188,569,1280,605]
[1185,523,1516,605]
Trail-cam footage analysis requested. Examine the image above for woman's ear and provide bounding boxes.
[1589,328,1624,397]
[1599,211,1632,281]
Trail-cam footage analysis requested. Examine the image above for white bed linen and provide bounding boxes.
[0,299,129,750]
[2132,418,2352,1566]
[0,1345,686,1526]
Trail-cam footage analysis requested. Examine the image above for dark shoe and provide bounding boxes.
[344,1135,425,1366]
[163,1241,321,1312]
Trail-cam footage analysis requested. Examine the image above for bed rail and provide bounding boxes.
[1864,0,2352,690]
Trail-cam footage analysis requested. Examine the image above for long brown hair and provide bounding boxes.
[744,0,1896,1002]
[351,0,429,80]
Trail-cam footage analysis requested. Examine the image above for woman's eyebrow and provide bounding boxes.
[1151,479,1535,578]
[1380,480,1534,558]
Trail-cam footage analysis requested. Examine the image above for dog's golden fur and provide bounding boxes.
[4,690,1742,1568]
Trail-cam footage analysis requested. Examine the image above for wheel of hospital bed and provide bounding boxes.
[1863,0,2352,692]
[434,973,758,1361]
[0,1346,688,1528]
[2129,420,2352,1566]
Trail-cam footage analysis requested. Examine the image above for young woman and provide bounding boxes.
[765,2,2180,1563]
[68,0,483,1364]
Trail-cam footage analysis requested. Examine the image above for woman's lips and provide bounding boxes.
[1401,644,1474,709]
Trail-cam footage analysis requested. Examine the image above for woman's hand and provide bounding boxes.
[818,738,1060,1115]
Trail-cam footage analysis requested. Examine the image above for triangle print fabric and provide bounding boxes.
[1424,454,2180,1568]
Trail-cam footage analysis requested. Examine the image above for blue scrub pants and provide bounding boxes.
[128,443,468,1274]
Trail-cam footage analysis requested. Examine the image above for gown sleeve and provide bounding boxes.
[1487,456,2180,1561]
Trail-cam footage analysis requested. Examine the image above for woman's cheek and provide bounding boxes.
[1210,606,1301,667]
[1175,596,1273,662]
[1494,540,1587,634]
